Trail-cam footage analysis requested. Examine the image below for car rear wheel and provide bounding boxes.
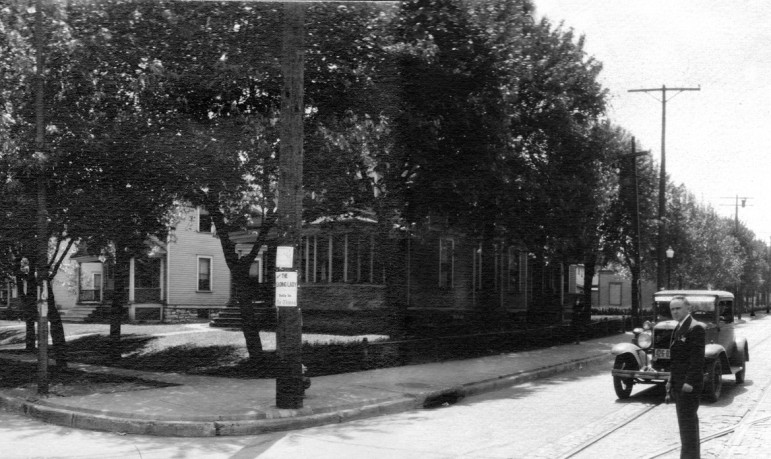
[703,359,723,402]
[613,355,637,399]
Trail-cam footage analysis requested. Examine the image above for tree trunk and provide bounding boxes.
[234,261,264,362]
[46,281,67,368]
[19,273,37,351]
[581,259,596,326]
[381,230,408,338]
[479,226,502,329]
[528,252,546,324]
[109,250,128,362]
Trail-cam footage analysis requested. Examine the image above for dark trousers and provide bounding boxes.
[673,390,701,458]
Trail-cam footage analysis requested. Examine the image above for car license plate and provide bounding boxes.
[655,348,670,359]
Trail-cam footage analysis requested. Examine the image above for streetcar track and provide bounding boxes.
[558,402,661,459]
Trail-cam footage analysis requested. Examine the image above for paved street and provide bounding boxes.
[239,315,771,458]
[0,410,257,459]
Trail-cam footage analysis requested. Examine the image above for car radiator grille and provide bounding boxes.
[654,329,674,349]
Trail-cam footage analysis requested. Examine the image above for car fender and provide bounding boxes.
[611,342,647,368]
[735,336,749,362]
[705,343,731,374]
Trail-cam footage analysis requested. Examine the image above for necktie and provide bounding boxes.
[671,323,680,347]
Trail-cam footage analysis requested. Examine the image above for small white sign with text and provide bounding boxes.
[275,271,298,307]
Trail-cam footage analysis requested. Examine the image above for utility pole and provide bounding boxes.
[721,195,752,318]
[275,2,305,409]
[628,85,700,291]
[34,0,49,396]
[628,137,650,326]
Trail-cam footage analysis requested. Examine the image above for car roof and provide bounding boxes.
[654,289,734,300]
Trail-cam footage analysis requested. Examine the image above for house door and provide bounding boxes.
[93,273,103,302]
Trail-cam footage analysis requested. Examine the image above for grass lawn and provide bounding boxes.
[0,320,388,378]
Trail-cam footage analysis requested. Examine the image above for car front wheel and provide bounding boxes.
[703,359,723,402]
[735,347,747,384]
[613,355,637,399]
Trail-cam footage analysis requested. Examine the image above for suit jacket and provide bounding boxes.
[669,315,706,393]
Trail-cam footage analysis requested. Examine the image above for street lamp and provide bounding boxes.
[666,247,674,290]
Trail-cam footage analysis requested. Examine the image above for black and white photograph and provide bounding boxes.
[0,1,768,457]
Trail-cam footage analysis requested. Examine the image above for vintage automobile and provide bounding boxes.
[611,290,748,402]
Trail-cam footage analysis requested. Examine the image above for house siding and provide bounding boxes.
[47,242,81,311]
[166,208,231,309]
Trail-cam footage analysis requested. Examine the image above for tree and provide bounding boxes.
[76,1,398,359]
[666,186,742,291]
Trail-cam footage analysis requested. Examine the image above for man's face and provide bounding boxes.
[670,299,689,322]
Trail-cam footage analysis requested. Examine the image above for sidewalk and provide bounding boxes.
[0,332,629,437]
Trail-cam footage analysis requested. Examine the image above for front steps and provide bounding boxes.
[209,307,243,328]
[60,304,100,323]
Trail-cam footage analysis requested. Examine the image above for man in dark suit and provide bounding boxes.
[666,296,705,458]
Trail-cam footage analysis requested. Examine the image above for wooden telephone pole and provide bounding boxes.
[628,85,700,291]
[275,2,306,409]
[34,0,50,396]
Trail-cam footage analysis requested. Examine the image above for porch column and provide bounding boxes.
[128,258,136,321]
[160,257,166,309]
[129,257,135,302]
[343,233,349,283]
[76,262,81,304]
[328,236,332,283]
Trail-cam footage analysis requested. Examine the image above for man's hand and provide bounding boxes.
[682,383,693,393]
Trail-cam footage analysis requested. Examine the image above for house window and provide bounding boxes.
[473,244,482,291]
[249,257,263,283]
[197,256,212,291]
[301,232,382,284]
[493,244,499,291]
[198,207,213,233]
[0,282,9,305]
[332,233,347,283]
[609,282,622,306]
[439,238,454,288]
[508,247,520,292]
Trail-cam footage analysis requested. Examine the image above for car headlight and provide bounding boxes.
[637,332,652,349]
[642,320,653,331]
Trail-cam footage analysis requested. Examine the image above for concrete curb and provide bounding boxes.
[0,351,612,437]
[422,351,612,406]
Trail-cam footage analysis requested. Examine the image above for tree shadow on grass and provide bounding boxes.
[120,344,244,373]
[67,333,157,363]
[65,333,284,377]
[197,350,281,378]
[67,334,248,374]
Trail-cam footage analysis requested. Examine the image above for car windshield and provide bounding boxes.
[654,295,717,321]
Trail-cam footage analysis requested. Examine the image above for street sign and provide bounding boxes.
[275,271,298,307]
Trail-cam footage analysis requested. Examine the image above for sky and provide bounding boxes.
[534,0,771,243]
